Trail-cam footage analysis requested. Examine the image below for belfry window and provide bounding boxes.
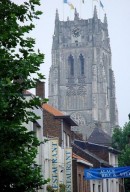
[79,54,84,75]
[68,55,74,75]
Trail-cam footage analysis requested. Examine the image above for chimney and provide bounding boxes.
[36,81,45,99]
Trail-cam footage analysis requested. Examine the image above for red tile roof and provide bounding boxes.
[73,153,88,162]
[42,103,64,116]
[73,153,93,167]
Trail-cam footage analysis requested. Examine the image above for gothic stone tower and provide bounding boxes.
[48,7,118,139]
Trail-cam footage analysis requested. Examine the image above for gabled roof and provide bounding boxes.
[88,127,112,146]
[43,103,77,126]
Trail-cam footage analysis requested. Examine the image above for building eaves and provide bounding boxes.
[55,116,77,126]
[74,139,121,154]
[87,142,121,154]
[107,147,121,154]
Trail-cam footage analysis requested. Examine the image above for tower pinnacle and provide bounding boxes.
[55,9,59,22]
[104,13,107,24]
[93,6,98,19]
[74,8,79,20]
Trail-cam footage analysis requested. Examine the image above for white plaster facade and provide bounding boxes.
[43,138,73,192]
[108,151,119,192]
[24,94,44,192]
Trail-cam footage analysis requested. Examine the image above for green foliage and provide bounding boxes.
[119,145,130,166]
[59,183,66,192]
[46,183,66,192]
[46,185,53,192]
[112,126,123,150]
[112,122,130,153]
[112,121,130,192]
[46,185,58,192]
[0,0,47,191]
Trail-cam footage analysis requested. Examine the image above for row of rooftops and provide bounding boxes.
[43,104,120,168]
[24,82,120,168]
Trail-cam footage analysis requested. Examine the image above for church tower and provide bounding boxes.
[48,7,118,139]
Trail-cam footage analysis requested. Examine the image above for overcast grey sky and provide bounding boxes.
[16,0,130,127]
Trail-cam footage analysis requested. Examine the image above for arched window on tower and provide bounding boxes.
[79,54,84,75]
[68,55,74,75]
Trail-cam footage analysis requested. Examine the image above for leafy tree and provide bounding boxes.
[112,121,130,192]
[112,122,130,152]
[0,0,48,191]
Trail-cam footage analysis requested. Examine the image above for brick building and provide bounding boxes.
[42,102,92,192]
[72,153,93,192]
[43,103,80,147]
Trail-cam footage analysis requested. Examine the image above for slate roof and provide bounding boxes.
[88,127,112,146]
[74,139,120,155]
[72,143,111,167]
